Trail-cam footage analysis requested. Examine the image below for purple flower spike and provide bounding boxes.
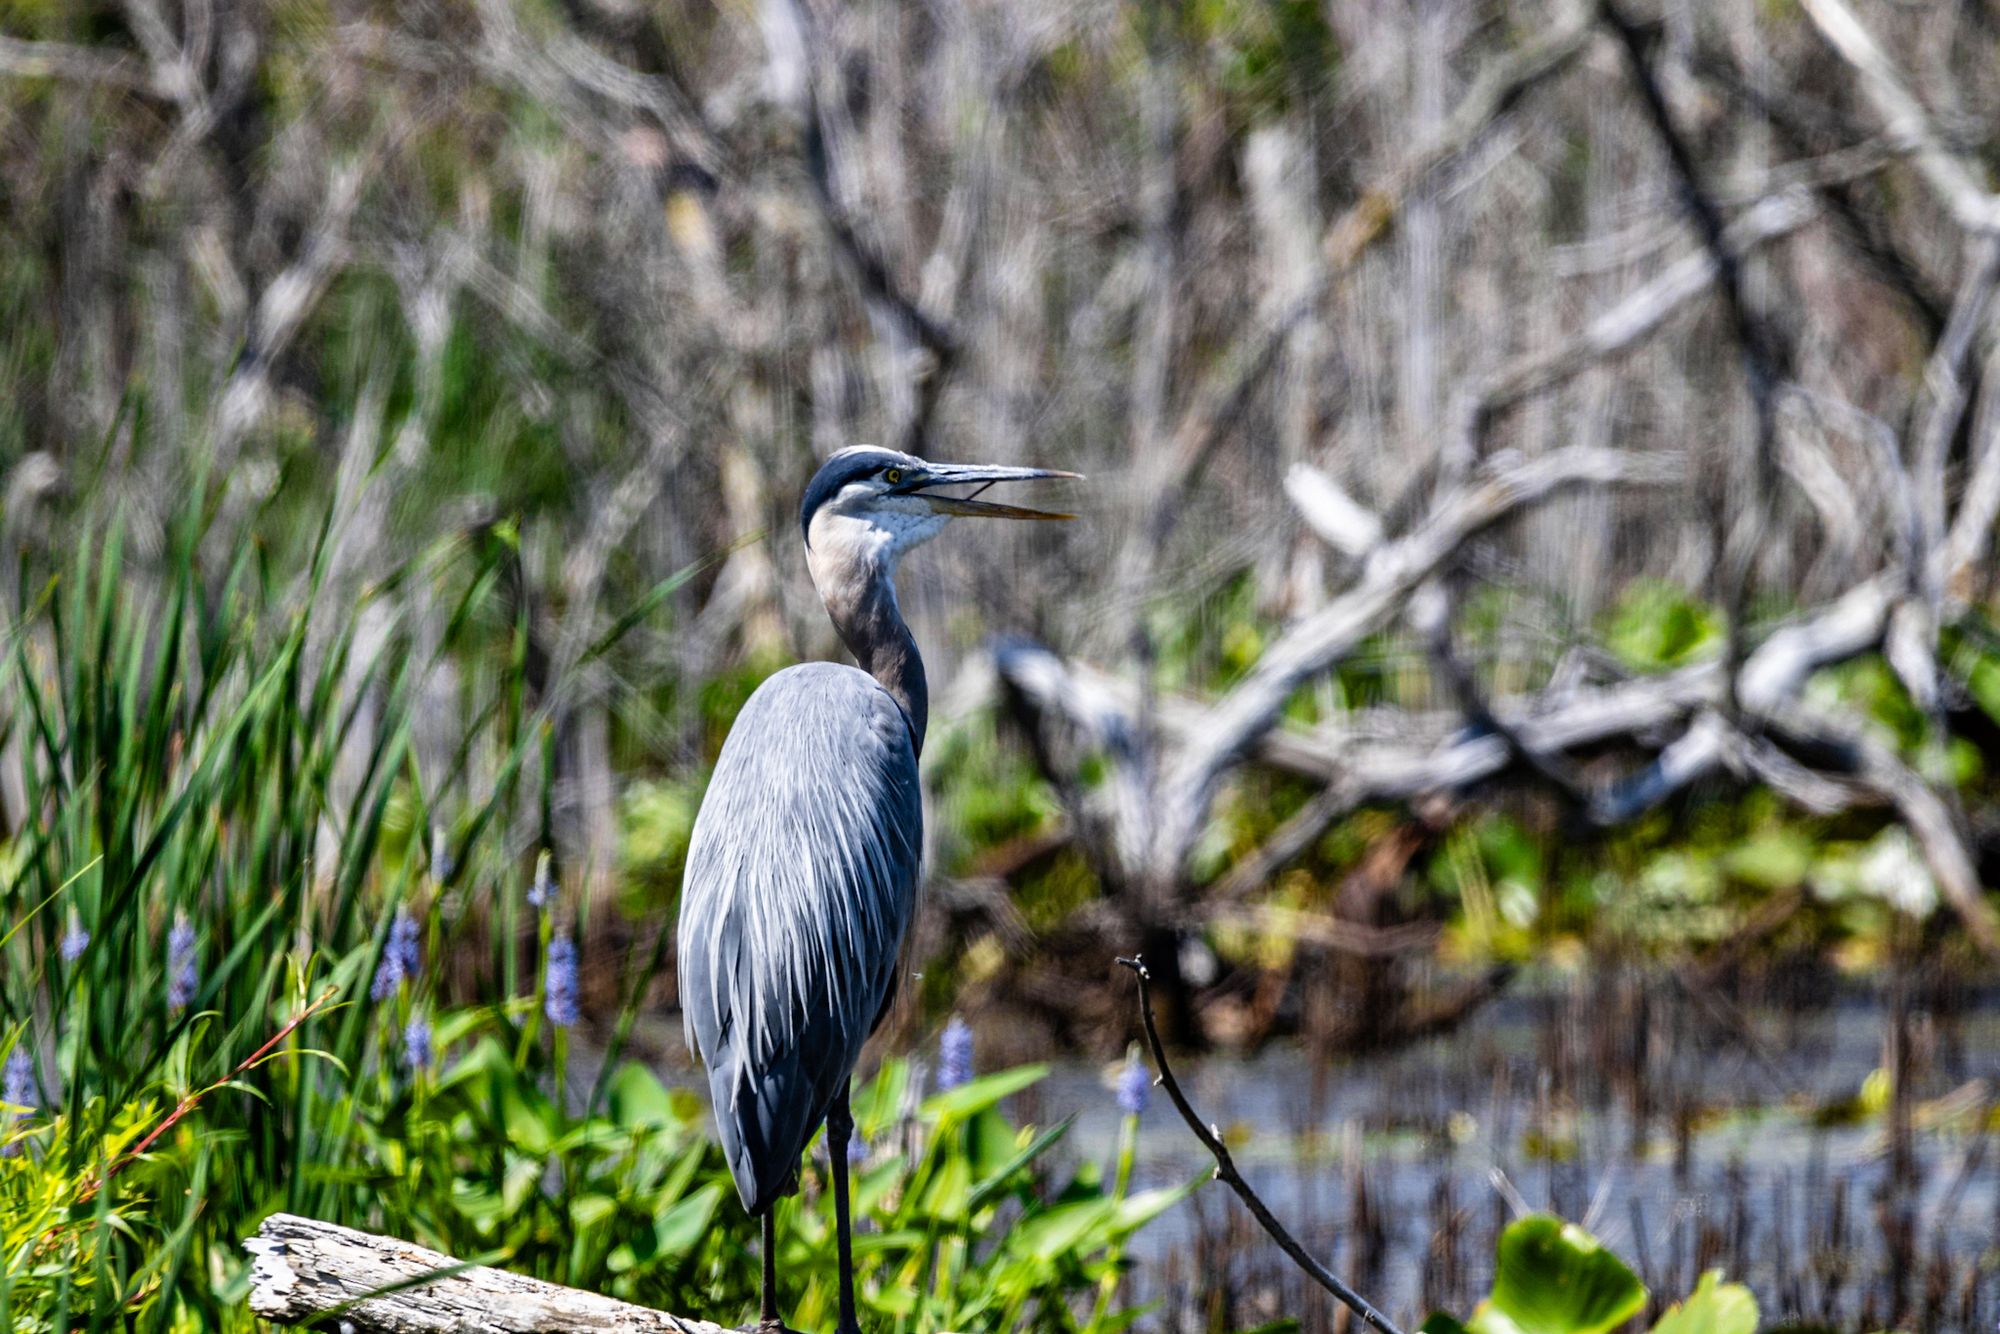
[166,914,198,1012]
[373,908,422,1002]
[544,935,579,1029]
[846,1126,868,1165]
[60,912,89,962]
[1,1046,30,1158]
[403,1011,433,1073]
[937,1015,973,1092]
[2,1048,30,1108]
[1116,1051,1151,1116]
[389,909,422,982]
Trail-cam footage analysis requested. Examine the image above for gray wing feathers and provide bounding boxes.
[677,663,923,1213]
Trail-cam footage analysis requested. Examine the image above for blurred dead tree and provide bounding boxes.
[3,0,1999,1035]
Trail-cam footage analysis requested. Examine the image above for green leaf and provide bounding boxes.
[966,1117,1072,1213]
[1114,1181,1198,1232]
[570,1193,619,1231]
[1649,1271,1756,1334]
[921,1064,1049,1121]
[1469,1216,1646,1334]
[1968,653,2000,726]
[1007,1198,1117,1262]
[606,1063,675,1130]
[1720,830,1812,889]
[654,1182,723,1257]
[913,1149,973,1223]
[1420,1317,1472,1334]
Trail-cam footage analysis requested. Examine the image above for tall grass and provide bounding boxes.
[0,492,1175,1333]
[0,489,537,1325]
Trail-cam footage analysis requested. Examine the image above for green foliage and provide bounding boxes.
[1604,580,1720,672]
[1477,1217,1646,1334]
[0,494,1180,1331]
[1421,1217,1756,1334]
[1649,1271,1758,1334]
[1431,814,1545,957]
[1184,0,1340,124]
[618,777,704,913]
[927,712,1066,873]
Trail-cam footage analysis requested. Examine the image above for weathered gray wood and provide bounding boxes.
[244,1212,730,1334]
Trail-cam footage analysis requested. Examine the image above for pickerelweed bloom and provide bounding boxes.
[1115,1050,1151,1116]
[59,910,88,962]
[389,909,422,982]
[167,914,198,1012]
[544,935,579,1028]
[403,1011,433,1073]
[527,849,554,910]
[937,1015,973,1092]
[1,1046,31,1158]
[373,908,422,1001]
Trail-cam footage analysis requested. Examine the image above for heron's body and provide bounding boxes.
[678,661,921,1212]
[675,444,1075,1334]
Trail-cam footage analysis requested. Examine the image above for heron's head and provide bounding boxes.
[799,445,1079,576]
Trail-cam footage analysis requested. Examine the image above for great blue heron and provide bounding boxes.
[678,445,1077,1333]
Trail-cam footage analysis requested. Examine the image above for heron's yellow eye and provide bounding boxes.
[884,469,902,484]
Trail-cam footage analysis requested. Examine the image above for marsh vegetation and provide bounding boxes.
[4,0,2000,1329]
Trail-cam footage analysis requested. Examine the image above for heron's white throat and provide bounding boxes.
[806,490,946,573]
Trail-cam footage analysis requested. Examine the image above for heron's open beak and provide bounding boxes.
[901,463,1083,521]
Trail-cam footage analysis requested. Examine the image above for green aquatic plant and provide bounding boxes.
[0,494,1185,1332]
[1420,1215,1756,1334]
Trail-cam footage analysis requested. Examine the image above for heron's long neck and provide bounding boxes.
[816,557,928,753]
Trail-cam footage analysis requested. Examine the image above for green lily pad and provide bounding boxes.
[1469,1216,1646,1334]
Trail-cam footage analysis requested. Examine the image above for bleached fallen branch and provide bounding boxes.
[1284,464,1384,560]
[1160,445,1680,868]
[986,544,1999,949]
[1119,1,1599,604]
[244,1213,726,1334]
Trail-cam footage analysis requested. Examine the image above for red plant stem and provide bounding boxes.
[78,985,341,1201]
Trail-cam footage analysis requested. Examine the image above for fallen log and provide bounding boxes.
[244,1212,728,1334]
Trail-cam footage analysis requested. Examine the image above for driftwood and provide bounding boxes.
[244,1212,727,1334]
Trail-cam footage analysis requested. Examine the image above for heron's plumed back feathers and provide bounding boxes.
[677,661,922,1213]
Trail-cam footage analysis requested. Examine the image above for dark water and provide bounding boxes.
[618,969,2000,1332]
[1026,975,2000,1333]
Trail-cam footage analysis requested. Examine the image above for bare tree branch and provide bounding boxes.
[1478,190,1817,414]
[1162,446,1680,870]
[1116,955,1408,1334]
[1798,0,2000,234]
[1322,2,1596,271]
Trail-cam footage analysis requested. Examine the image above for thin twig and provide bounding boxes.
[1115,955,1407,1334]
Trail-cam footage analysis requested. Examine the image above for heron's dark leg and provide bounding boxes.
[759,1209,783,1334]
[826,1086,862,1334]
